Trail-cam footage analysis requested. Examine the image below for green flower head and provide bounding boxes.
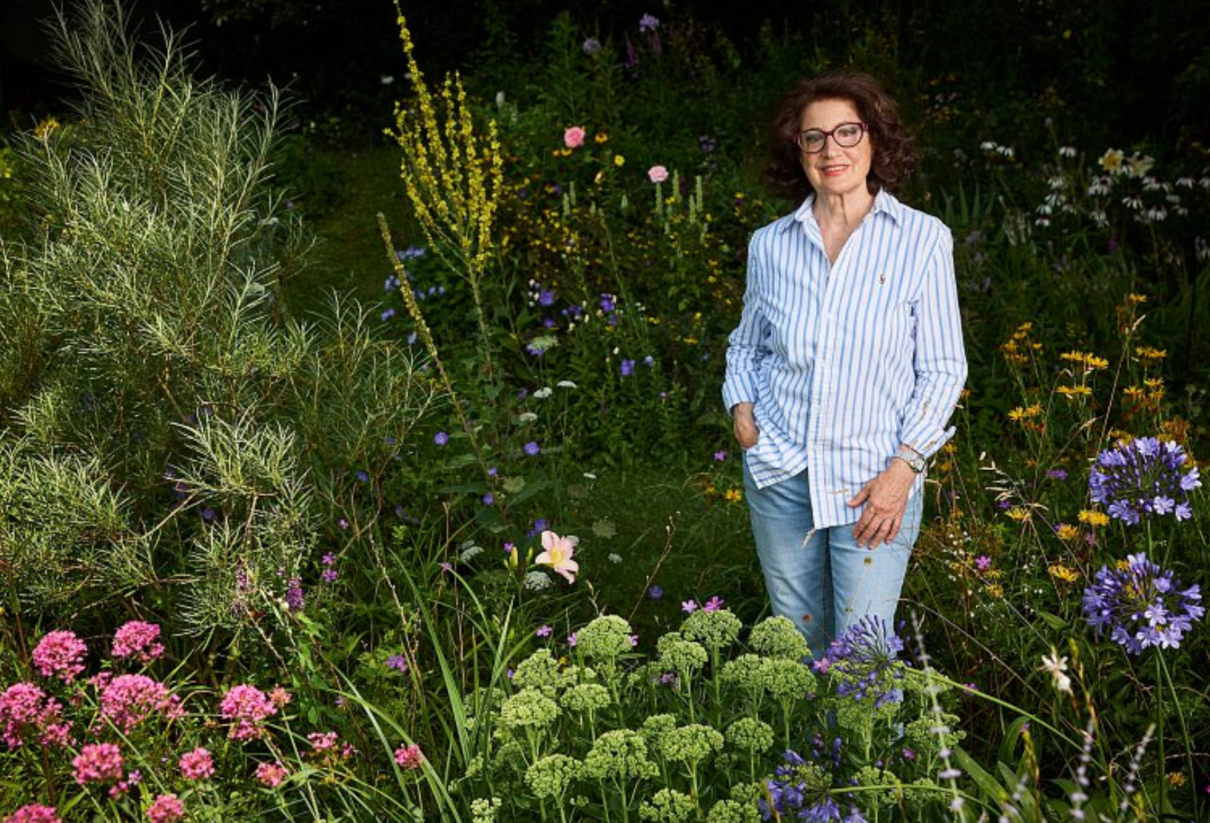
[640,713,678,750]
[525,754,582,799]
[500,687,561,729]
[560,682,611,713]
[660,723,724,765]
[639,788,696,823]
[724,717,774,754]
[720,653,766,697]
[584,729,657,780]
[854,765,904,808]
[729,782,765,806]
[906,713,965,755]
[491,739,525,774]
[706,799,761,823]
[577,614,634,662]
[657,632,708,674]
[470,797,502,823]
[681,608,743,650]
[748,615,811,660]
[756,657,816,701]
[512,648,570,693]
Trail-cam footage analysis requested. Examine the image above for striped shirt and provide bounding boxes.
[722,189,967,528]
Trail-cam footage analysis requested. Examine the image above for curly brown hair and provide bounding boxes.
[764,70,917,207]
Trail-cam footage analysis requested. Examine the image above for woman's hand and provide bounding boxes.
[846,459,917,548]
[732,402,759,450]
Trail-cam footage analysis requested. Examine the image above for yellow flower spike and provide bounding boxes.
[1078,510,1110,528]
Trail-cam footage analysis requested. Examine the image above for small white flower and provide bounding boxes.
[556,380,578,389]
[518,412,539,424]
[582,472,598,480]
[533,387,553,399]
[980,141,996,152]
[1058,145,1078,158]
[1175,176,1194,189]
[380,75,395,85]
[1122,195,1143,210]
[608,553,623,564]
[997,145,1015,159]
[460,544,485,562]
[1040,649,1073,694]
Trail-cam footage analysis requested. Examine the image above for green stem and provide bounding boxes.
[1157,653,1194,812]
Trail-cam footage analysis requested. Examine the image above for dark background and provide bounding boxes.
[4,0,1210,149]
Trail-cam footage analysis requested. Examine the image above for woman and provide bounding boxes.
[722,70,966,658]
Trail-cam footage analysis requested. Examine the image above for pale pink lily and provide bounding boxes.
[535,530,579,583]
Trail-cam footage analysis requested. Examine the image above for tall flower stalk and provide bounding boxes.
[389,7,504,379]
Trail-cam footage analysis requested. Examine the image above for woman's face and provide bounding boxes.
[797,97,873,199]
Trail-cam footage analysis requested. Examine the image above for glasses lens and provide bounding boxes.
[835,124,863,147]
[798,131,825,152]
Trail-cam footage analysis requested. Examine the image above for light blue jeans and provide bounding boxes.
[742,455,922,660]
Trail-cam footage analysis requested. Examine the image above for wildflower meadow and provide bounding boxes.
[0,1,1208,821]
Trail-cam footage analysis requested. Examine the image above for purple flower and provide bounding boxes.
[1046,468,1068,480]
[827,615,905,706]
[517,389,529,401]
[713,450,727,462]
[524,441,540,456]
[323,553,336,566]
[760,750,857,823]
[386,654,408,672]
[620,359,635,377]
[975,555,992,572]
[321,568,338,583]
[285,577,305,613]
[582,37,601,56]
[812,657,831,675]
[536,625,552,638]
[538,289,555,306]
[201,508,215,522]
[599,294,615,312]
[703,595,725,612]
[488,467,498,477]
[567,633,577,647]
[356,470,369,483]
[1082,553,1204,654]
[482,493,495,506]
[647,585,663,600]
[638,13,660,32]
[681,599,698,613]
[434,431,449,446]
[1089,437,1200,524]
[338,517,349,531]
[381,308,396,321]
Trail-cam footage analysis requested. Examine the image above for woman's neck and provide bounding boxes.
[812,189,875,230]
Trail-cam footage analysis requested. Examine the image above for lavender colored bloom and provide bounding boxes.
[1089,437,1200,524]
[356,471,370,483]
[386,654,408,672]
[524,441,540,456]
[643,355,654,366]
[434,431,449,446]
[713,450,727,462]
[536,625,552,638]
[1046,468,1068,480]
[975,555,992,572]
[542,317,556,329]
[322,553,336,566]
[482,493,495,506]
[760,749,860,823]
[538,289,555,306]
[647,585,663,600]
[826,615,905,707]
[285,577,305,613]
[1082,553,1204,654]
[381,308,396,321]
[621,359,635,377]
[638,13,660,32]
[599,294,616,312]
[582,37,601,56]
[321,568,338,583]
[201,508,215,522]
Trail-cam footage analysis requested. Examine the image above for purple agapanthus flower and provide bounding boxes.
[1082,553,1204,654]
[759,750,867,823]
[1089,437,1200,524]
[826,616,905,707]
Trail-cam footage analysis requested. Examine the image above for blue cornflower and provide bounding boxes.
[482,492,495,506]
[621,359,635,377]
[1082,553,1204,654]
[539,289,555,306]
[524,441,541,456]
[434,431,449,446]
[1089,437,1200,524]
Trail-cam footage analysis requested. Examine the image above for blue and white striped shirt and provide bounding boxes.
[722,189,967,528]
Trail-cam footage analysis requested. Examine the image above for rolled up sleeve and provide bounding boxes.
[898,230,967,459]
[722,238,769,412]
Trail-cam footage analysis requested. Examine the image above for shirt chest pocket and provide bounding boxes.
[876,301,916,360]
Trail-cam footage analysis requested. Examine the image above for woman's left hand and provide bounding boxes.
[846,460,917,548]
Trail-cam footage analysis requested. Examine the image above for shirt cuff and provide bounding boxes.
[722,374,759,413]
[898,421,957,461]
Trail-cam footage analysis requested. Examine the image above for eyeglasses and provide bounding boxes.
[792,122,867,153]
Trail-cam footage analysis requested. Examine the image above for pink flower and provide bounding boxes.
[681,599,698,613]
[563,126,586,149]
[0,682,72,749]
[111,621,165,664]
[534,530,579,583]
[975,555,992,572]
[99,674,182,733]
[73,742,124,785]
[394,743,423,770]
[146,793,185,823]
[703,595,725,612]
[269,686,292,708]
[255,761,289,787]
[32,631,88,683]
[220,684,277,741]
[178,747,215,780]
[307,731,357,767]
[647,165,669,184]
[4,805,62,823]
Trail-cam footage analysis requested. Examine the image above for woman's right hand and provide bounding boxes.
[732,402,759,450]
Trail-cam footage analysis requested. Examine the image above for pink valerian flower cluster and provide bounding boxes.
[146,794,185,823]
[4,805,62,823]
[32,631,88,684]
[307,731,357,767]
[394,742,423,770]
[255,761,289,787]
[178,747,215,780]
[220,684,277,741]
[98,674,183,733]
[0,683,72,749]
[269,686,291,709]
[72,742,124,785]
[111,621,165,664]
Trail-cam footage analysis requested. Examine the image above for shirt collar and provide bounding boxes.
[779,188,903,234]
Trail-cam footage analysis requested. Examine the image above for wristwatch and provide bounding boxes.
[893,446,926,474]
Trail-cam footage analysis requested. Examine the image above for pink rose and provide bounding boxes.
[647,165,669,184]
[563,126,586,149]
